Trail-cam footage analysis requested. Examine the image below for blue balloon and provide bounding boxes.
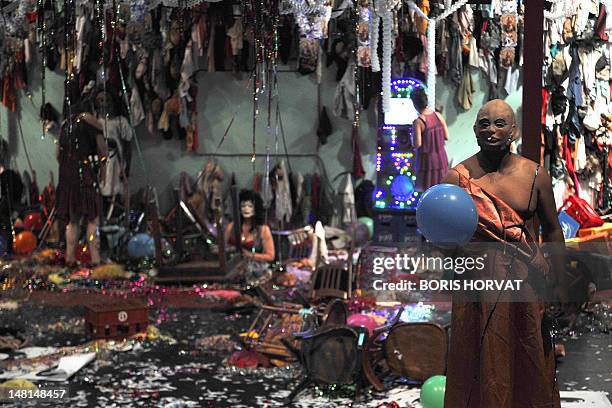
[416,184,478,247]
[390,174,415,201]
[127,233,155,259]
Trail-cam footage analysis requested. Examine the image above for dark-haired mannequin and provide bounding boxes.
[224,190,275,282]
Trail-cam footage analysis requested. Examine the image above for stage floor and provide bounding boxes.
[0,299,610,407]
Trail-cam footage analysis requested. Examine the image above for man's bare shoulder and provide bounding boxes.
[510,154,540,175]
[455,155,479,175]
[442,155,477,184]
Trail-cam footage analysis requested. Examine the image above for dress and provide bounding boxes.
[56,117,102,223]
[415,113,449,191]
[229,225,272,283]
[99,116,131,197]
[444,169,560,408]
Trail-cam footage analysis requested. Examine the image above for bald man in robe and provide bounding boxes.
[442,99,566,408]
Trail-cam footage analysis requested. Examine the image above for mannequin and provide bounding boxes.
[56,100,108,266]
[224,190,275,283]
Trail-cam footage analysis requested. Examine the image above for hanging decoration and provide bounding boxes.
[499,0,518,69]
[369,4,380,72]
[357,1,370,67]
[373,0,400,113]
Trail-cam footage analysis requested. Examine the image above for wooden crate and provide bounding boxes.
[85,298,149,339]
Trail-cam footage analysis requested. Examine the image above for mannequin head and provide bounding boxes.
[473,99,517,153]
[238,189,265,227]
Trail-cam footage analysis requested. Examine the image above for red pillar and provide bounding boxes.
[521,0,544,163]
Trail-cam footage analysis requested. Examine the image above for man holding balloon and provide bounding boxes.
[416,100,566,408]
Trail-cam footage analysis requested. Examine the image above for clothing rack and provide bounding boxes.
[195,152,336,196]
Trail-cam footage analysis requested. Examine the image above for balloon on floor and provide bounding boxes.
[23,211,43,232]
[357,216,374,238]
[13,231,37,255]
[416,184,478,247]
[420,375,446,408]
[127,233,156,259]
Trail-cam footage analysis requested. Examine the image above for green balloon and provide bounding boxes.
[420,375,446,408]
[357,217,374,238]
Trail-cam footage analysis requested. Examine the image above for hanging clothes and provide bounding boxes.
[352,125,366,179]
[447,18,463,85]
[457,66,475,110]
[274,160,293,225]
[333,59,356,119]
[338,173,356,225]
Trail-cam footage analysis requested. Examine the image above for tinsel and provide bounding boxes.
[380,9,393,112]
[37,0,47,139]
[370,7,380,72]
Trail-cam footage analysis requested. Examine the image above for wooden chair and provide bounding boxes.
[362,307,448,391]
[282,323,369,402]
[153,186,242,283]
[310,262,352,301]
[240,298,348,361]
[271,226,314,263]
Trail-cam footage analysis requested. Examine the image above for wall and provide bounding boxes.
[1,58,522,213]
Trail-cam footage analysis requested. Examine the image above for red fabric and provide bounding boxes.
[227,350,270,368]
[541,88,549,125]
[352,125,365,179]
[2,76,16,112]
[596,5,609,41]
[563,134,580,195]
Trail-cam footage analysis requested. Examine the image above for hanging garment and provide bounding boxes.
[457,67,475,110]
[130,87,145,126]
[311,220,329,265]
[316,107,333,146]
[207,22,216,72]
[302,174,313,224]
[354,179,374,218]
[333,59,356,119]
[338,173,356,225]
[447,19,463,85]
[227,19,243,56]
[468,36,479,68]
[503,66,521,95]
[196,160,225,216]
[274,160,293,225]
[418,33,429,75]
[352,125,366,179]
[566,46,585,107]
[579,48,599,100]
[100,116,132,197]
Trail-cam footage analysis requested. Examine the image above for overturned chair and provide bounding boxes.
[362,307,448,391]
[282,322,370,402]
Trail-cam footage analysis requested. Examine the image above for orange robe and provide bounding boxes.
[444,171,561,408]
